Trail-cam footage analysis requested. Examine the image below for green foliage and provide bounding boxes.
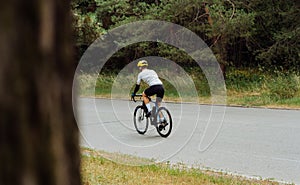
[257,28,300,71]
[77,73,98,95]
[225,68,300,106]
[226,68,264,91]
[247,0,300,71]
[77,68,300,108]
[72,0,299,71]
[265,73,300,100]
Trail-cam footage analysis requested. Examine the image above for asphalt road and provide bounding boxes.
[76,97,300,184]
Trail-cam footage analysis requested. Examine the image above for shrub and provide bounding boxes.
[265,73,300,100]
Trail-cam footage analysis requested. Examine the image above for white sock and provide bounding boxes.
[146,103,151,112]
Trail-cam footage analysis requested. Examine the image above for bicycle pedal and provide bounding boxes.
[158,124,164,131]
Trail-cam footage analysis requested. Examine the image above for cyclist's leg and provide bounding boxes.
[143,86,156,113]
[142,91,151,113]
[157,85,164,103]
[155,86,165,121]
[156,98,163,121]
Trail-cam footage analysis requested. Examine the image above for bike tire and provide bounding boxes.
[133,105,149,135]
[155,107,172,138]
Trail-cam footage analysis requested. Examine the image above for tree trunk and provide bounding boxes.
[204,4,227,79]
[0,1,81,185]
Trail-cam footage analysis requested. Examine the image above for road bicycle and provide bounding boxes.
[131,94,172,138]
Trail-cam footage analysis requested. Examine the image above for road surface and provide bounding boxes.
[76,97,300,184]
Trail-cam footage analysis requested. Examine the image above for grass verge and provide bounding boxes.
[76,69,300,109]
[81,148,287,185]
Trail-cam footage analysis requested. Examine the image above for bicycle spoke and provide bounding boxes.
[134,106,148,135]
[156,107,172,138]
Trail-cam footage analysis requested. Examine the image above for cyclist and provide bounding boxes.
[131,60,164,117]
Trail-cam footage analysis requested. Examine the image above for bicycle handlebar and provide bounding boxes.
[131,94,143,102]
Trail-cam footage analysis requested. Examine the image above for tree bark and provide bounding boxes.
[0,1,81,185]
[204,3,227,79]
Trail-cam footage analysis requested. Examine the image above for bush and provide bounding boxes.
[226,69,264,91]
[265,74,300,100]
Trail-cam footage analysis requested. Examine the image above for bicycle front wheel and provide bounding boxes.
[156,107,172,138]
[133,105,149,135]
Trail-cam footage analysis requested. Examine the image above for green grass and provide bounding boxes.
[77,69,300,108]
[81,148,285,185]
[225,69,300,108]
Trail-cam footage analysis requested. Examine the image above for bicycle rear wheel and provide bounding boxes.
[133,105,149,135]
[156,107,172,138]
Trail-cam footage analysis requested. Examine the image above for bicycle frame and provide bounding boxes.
[132,94,159,124]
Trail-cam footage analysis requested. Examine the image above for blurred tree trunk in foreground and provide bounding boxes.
[0,0,81,185]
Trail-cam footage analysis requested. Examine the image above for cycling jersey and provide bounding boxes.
[137,69,163,86]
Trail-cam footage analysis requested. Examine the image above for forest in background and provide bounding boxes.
[71,0,299,73]
[72,0,300,107]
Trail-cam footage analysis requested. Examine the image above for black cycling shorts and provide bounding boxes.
[144,85,164,99]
